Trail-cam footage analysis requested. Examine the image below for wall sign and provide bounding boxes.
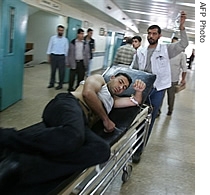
[39,0,61,10]
[99,28,105,36]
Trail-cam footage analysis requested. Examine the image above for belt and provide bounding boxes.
[76,59,83,63]
[51,53,65,56]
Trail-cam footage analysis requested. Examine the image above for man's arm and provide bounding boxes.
[92,39,95,52]
[114,79,146,108]
[180,53,187,85]
[82,74,116,132]
[46,36,53,63]
[167,11,189,59]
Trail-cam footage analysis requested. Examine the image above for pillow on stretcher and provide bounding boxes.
[103,65,156,105]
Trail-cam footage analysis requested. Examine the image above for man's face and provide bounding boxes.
[78,32,84,40]
[57,27,64,37]
[147,28,161,45]
[132,39,141,49]
[108,75,130,95]
[88,31,93,37]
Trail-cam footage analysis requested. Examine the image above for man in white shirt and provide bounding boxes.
[46,25,69,90]
[164,36,187,116]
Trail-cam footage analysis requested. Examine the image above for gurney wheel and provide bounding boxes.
[122,164,132,183]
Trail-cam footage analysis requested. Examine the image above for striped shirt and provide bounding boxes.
[113,44,136,65]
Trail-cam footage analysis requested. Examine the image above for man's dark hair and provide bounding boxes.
[172,36,179,41]
[132,36,142,42]
[77,28,84,34]
[57,25,64,29]
[87,28,93,33]
[115,72,132,87]
[126,37,133,44]
[147,25,161,34]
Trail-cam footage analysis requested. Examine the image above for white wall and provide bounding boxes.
[26,10,67,64]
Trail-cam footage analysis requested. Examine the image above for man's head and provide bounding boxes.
[77,28,84,40]
[107,72,132,96]
[87,28,93,38]
[57,25,65,37]
[126,37,133,45]
[132,36,142,49]
[147,25,161,46]
[172,36,179,43]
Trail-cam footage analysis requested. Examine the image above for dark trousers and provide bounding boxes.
[167,81,178,113]
[68,60,85,90]
[187,59,193,69]
[49,54,65,86]
[0,93,110,185]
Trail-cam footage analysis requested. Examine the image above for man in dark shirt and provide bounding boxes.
[84,28,95,76]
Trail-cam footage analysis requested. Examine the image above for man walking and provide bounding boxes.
[165,36,187,116]
[130,11,189,163]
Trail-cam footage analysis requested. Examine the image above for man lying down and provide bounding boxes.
[0,72,146,191]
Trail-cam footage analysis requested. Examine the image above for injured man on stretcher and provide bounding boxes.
[0,72,146,192]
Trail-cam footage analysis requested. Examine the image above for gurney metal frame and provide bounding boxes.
[51,104,152,195]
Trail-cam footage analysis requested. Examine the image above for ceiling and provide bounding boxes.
[58,0,195,42]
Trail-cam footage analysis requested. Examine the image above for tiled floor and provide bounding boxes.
[0,63,195,194]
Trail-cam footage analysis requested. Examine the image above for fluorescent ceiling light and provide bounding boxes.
[186,19,195,23]
[185,27,195,31]
[176,2,195,7]
[124,9,166,17]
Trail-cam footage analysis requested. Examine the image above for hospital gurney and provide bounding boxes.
[50,104,152,195]
[10,66,156,195]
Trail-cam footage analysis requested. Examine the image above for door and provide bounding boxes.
[64,17,82,82]
[103,31,113,69]
[112,32,124,63]
[0,0,28,111]
[103,31,124,69]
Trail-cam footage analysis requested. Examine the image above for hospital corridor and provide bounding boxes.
[0,0,196,194]
[0,63,195,194]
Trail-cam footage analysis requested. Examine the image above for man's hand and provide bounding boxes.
[113,79,146,108]
[180,79,186,86]
[103,118,116,133]
[133,79,146,92]
[179,11,186,30]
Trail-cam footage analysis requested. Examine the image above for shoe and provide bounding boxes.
[47,84,54,88]
[156,110,161,118]
[0,156,20,191]
[55,85,62,90]
[67,88,75,92]
[167,111,172,116]
[132,151,142,164]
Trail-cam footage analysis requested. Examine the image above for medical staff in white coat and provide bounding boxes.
[130,11,189,163]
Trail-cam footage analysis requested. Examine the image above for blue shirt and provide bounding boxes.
[46,35,69,56]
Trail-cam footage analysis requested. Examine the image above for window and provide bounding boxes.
[8,7,15,53]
